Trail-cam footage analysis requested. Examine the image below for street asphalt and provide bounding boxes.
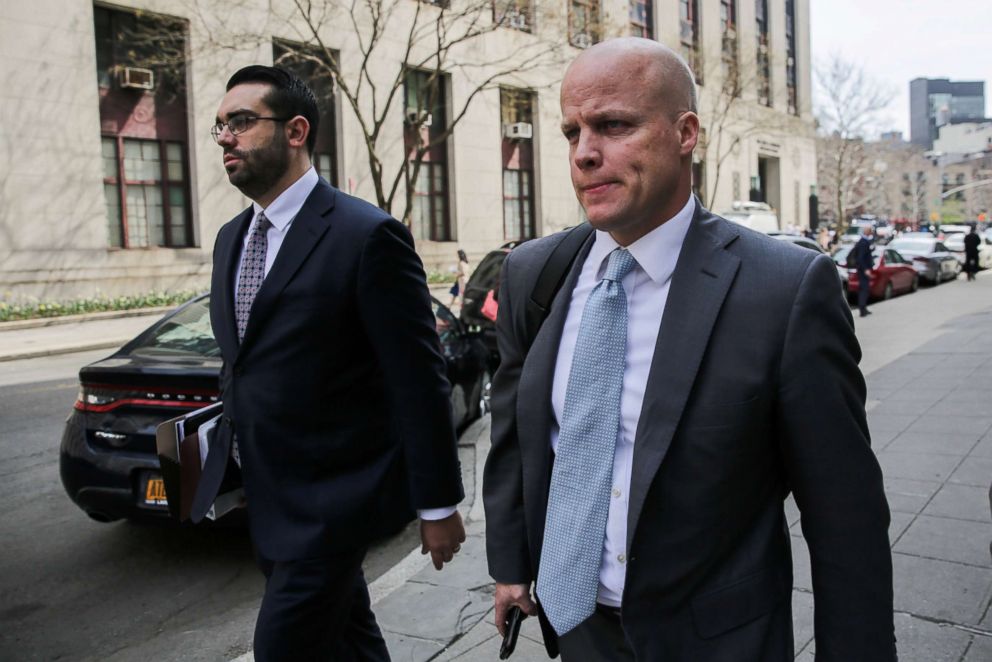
[3,277,990,661]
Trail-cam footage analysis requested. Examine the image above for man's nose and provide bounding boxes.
[572,132,602,170]
[216,126,236,147]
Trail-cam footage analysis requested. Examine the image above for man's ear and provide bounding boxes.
[285,115,310,149]
[678,112,700,157]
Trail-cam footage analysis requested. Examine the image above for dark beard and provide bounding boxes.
[226,131,290,201]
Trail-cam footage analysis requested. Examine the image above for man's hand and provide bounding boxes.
[420,511,466,570]
[494,583,538,637]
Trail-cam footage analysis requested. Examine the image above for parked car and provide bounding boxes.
[460,241,526,370]
[59,293,489,524]
[885,237,961,284]
[720,201,780,233]
[943,232,992,269]
[831,245,853,286]
[846,247,919,301]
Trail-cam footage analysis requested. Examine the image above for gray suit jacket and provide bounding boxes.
[483,201,895,660]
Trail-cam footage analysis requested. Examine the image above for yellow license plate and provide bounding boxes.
[144,477,168,506]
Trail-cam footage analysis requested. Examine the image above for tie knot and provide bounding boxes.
[603,248,637,283]
[254,213,271,235]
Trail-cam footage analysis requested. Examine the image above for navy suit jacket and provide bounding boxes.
[484,201,896,660]
[199,178,463,561]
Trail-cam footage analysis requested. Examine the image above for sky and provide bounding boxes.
[809,0,991,137]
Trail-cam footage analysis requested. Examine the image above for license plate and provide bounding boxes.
[142,475,169,508]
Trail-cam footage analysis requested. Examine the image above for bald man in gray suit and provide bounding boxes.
[484,38,896,662]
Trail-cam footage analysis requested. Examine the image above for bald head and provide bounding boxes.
[564,37,697,115]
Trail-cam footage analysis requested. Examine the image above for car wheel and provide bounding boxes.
[477,369,492,417]
[910,275,919,292]
[882,282,893,300]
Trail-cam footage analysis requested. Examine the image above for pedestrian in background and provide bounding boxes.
[964,226,980,281]
[854,224,875,317]
[817,226,830,250]
[449,249,470,307]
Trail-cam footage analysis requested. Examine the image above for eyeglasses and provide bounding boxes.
[211,115,288,142]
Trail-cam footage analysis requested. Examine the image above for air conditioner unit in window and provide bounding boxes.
[503,122,533,140]
[119,66,155,90]
[406,110,433,127]
[508,12,528,29]
[573,33,592,49]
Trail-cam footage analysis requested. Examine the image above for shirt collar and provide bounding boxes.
[251,167,319,232]
[587,195,696,285]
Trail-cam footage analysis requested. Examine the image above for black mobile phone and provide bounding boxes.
[499,606,526,659]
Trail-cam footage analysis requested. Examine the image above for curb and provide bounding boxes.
[0,339,132,363]
[0,307,173,331]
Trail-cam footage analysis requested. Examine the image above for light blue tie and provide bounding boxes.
[537,247,638,635]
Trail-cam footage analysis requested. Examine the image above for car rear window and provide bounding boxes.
[889,239,933,253]
[126,296,220,358]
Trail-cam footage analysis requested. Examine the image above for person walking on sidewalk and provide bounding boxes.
[964,226,980,281]
[197,65,465,661]
[449,249,470,308]
[854,225,875,317]
[484,38,895,662]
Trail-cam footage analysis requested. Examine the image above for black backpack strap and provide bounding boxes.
[522,223,594,351]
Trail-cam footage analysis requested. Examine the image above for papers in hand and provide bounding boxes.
[155,402,244,522]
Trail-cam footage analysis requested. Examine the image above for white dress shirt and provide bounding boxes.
[233,167,319,298]
[550,196,695,606]
[232,166,455,522]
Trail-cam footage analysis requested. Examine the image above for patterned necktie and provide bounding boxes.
[235,213,270,342]
[536,247,638,636]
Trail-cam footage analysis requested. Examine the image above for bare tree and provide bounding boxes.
[187,0,566,231]
[693,47,787,209]
[814,55,893,234]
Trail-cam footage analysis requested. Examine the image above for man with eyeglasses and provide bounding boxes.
[197,65,465,661]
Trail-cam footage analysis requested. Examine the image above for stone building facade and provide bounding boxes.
[0,0,815,300]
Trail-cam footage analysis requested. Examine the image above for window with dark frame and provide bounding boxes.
[500,88,537,242]
[569,0,600,48]
[94,5,192,249]
[720,0,739,94]
[756,0,771,107]
[629,0,652,39]
[493,0,533,32]
[679,0,702,84]
[273,40,339,186]
[785,0,798,115]
[404,69,451,242]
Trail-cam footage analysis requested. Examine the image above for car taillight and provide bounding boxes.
[74,383,219,413]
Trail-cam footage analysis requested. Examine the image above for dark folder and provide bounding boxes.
[155,402,226,522]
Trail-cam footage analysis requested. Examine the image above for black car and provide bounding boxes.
[460,241,526,370]
[60,293,489,524]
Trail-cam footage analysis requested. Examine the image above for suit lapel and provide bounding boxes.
[626,204,741,550]
[237,180,336,354]
[517,232,595,533]
[215,208,253,361]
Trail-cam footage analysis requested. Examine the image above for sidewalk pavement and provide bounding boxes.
[6,277,990,660]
